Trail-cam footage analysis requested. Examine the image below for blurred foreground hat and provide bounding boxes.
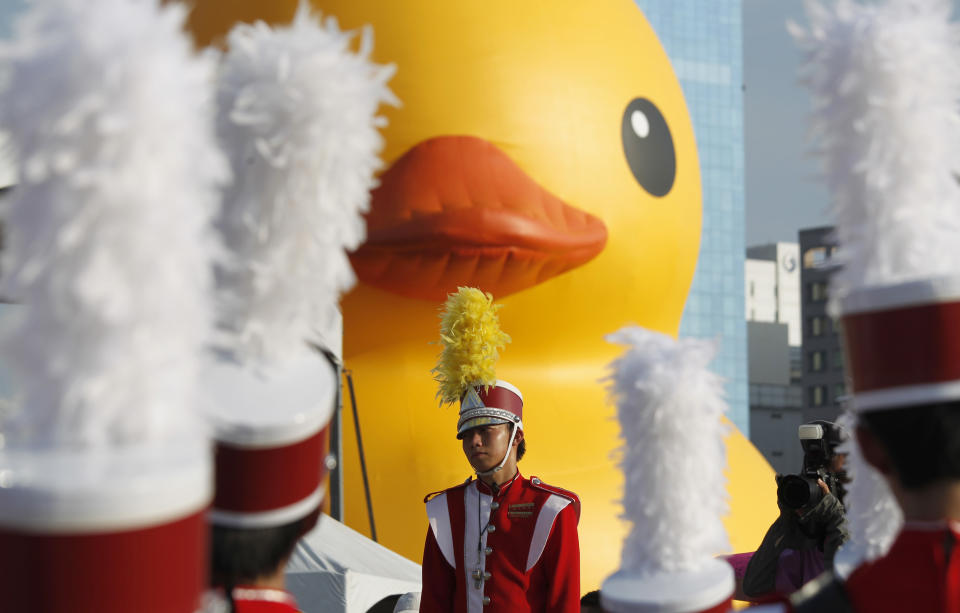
[601,328,733,613]
[0,0,227,610]
[204,5,395,530]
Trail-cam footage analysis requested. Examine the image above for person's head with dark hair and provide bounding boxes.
[858,401,960,492]
[210,511,317,613]
[210,516,310,589]
[580,589,603,613]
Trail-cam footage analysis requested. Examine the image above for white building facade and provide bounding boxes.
[745,242,800,346]
[746,242,804,474]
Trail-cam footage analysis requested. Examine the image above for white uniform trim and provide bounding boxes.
[525,494,570,572]
[426,493,455,568]
[463,482,492,613]
[493,379,523,402]
[209,484,323,529]
[854,380,960,412]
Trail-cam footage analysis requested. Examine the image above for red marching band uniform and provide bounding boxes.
[841,521,960,612]
[421,473,581,613]
[783,520,960,612]
[420,379,582,613]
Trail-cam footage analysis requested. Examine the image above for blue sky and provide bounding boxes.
[743,0,829,245]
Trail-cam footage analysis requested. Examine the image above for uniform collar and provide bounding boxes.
[231,586,298,606]
[476,470,521,497]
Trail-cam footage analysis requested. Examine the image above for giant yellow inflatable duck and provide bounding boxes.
[187,0,776,591]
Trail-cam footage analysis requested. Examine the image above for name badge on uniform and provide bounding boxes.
[507,502,534,518]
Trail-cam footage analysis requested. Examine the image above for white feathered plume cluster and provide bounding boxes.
[834,411,902,568]
[214,5,397,364]
[0,0,228,448]
[605,326,730,574]
[791,0,960,298]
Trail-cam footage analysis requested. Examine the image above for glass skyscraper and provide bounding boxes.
[633,0,748,434]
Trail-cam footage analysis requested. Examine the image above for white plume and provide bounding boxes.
[791,0,960,298]
[214,4,397,364]
[835,411,902,566]
[0,0,228,448]
[605,326,730,575]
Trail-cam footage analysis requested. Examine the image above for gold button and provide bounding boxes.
[490,502,500,510]
[484,547,493,555]
[487,524,496,533]
[482,596,491,605]
[483,571,491,580]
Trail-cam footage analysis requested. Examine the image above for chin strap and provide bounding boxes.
[476,419,521,478]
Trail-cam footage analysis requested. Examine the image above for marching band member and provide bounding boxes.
[203,7,395,611]
[420,287,581,613]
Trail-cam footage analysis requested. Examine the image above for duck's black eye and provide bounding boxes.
[621,98,675,197]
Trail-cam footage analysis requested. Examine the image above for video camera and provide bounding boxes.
[776,422,845,510]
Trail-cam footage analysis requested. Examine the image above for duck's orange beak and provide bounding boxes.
[350,136,608,301]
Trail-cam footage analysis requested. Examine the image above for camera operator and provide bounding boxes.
[741,420,850,601]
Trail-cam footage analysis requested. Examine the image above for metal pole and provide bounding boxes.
[316,347,344,521]
[345,369,377,542]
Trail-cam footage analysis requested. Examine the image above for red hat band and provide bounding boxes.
[476,385,524,422]
[841,277,960,411]
[212,423,329,528]
[457,380,524,436]
[0,442,212,613]
[0,510,206,613]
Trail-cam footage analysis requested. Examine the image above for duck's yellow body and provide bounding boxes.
[188,0,776,591]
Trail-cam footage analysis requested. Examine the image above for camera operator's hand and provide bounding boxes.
[817,478,830,495]
[792,479,830,517]
[744,475,839,599]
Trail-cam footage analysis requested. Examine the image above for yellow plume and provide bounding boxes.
[433,287,511,405]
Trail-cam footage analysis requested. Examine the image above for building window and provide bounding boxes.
[833,349,845,371]
[803,247,828,269]
[809,281,828,302]
[749,281,755,297]
[809,385,827,407]
[810,316,825,337]
[835,382,847,399]
[809,350,826,372]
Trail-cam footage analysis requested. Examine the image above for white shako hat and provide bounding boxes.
[601,328,733,613]
[205,6,395,530]
[431,287,520,438]
[790,0,960,572]
[0,0,227,611]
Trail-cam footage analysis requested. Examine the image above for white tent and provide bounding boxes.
[285,514,422,613]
